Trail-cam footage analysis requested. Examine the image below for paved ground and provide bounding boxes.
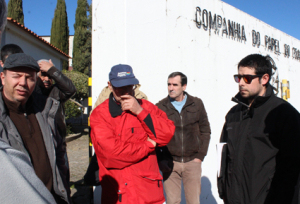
[67,131,92,204]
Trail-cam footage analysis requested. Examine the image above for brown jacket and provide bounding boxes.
[156,92,211,162]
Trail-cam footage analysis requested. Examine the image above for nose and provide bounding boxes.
[239,77,246,86]
[19,75,27,86]
[117,86,132,96]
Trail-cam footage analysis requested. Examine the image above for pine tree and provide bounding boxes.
[72,0,91,75]
[51,0,69,70]
[7,0,24,25]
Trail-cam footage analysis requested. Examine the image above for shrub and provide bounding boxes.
[62,70,88,134]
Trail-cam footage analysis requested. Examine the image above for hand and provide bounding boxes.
[147,137,156,147]
[158,160,172,173]
[193,158,202,163]
[120,95,143,115]
[38,59,54,72]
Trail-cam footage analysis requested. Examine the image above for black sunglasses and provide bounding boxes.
[234,74,263,84]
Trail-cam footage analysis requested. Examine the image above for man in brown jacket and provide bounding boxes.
[156,72,211,204]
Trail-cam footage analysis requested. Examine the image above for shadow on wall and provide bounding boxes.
[200,176,218,204]
[165,176,217,204]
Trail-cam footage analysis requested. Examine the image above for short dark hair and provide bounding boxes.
[168,72,187,86]
[1,44,24,63]
[238,54,273,84]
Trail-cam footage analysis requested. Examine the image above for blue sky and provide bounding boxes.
[5,0,92,36]
[4,1,300,40]
[222,0,300,40]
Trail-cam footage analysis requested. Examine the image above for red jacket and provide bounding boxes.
[90,94,175,204]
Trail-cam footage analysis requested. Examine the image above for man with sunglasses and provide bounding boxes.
[90,64,175,204]
[218,54,300,204]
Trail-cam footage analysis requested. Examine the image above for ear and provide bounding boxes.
[0,60,3,67]
[0,72,5,86]
[107,81,113,92]
[182,84,187,91]
[261,74,269,86]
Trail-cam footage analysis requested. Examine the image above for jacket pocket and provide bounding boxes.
[122,125,147,142]
[134,172,164,203]
[185,107,200,124]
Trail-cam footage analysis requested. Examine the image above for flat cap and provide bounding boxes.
[3,53,40,72]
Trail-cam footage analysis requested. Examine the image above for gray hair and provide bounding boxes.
[0,0,7,32]
[37,59,55,67]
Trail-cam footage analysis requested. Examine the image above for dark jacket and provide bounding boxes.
[0,91,70,203]
[35,66,76,138]
[292,174,300,204]
[218,85,300,204]
[90,93,175,204]
[156,92,211,162]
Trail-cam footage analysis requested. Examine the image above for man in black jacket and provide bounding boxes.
[156,72,211,204]
[36,59,76,185]
[36,59,76,140]
[218,54,300,204]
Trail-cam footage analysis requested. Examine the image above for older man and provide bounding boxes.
[156,72,211,204]
[0,53,70,203]
[90,64,175,204]
[0,2,57,203]
[36,59,76,139]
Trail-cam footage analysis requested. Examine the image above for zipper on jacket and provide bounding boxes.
[181,115,184,162]
[118,189,122,202]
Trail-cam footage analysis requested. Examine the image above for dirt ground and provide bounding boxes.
[67,133,92,204]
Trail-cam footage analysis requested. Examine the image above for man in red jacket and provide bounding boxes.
[90,64,175,204]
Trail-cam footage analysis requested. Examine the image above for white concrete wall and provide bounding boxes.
[41,35,74,67]
[92,0,300,203]
[68,35,74,67]
[1,24,69,71]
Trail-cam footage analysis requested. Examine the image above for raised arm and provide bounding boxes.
[39,60,76,102]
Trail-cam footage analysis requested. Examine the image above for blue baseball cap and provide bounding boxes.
[109,64,139,87]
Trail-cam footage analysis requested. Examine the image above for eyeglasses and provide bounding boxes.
[234,74,263,84]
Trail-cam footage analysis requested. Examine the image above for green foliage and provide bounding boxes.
[72,0,91,75]
[7,0,24,25]
[63,70,88,130]
[64,100,81,120]
[62,70,88,100]
[66,124,73,135]
[51,0,69,70]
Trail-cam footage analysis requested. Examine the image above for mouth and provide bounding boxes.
[239,89,247,94]
[16,89,28,96]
